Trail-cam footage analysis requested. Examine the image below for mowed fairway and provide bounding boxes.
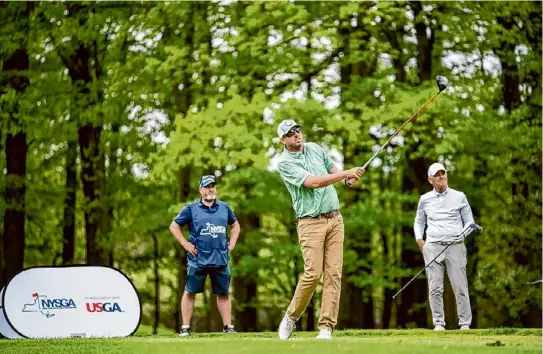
[0,329,540,354]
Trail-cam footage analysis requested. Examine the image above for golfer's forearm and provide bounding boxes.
[329,166,349,185]
[304,172,346,188]
[413,209,426,239]
[414,221,425,240]
[460,201,475,226]
[413,199,426,240]
[229,221,240,245]
[169,222,189,247]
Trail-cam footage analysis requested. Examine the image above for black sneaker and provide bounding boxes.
[223,325,238,333]
[179,326,192,336]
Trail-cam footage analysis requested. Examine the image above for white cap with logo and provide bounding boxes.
[428,162,447,177]
[277,119,301,138]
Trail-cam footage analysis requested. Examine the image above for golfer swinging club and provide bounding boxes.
[414,162,477,330]
[276,119,365,340]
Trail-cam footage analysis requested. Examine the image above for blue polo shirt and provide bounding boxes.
[174,199,237,268]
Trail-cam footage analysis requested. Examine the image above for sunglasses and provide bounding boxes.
[284,127,301,138]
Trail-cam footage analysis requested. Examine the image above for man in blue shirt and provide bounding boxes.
[169,175,241,336]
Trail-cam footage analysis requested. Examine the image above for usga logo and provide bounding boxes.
[86,302,123,313]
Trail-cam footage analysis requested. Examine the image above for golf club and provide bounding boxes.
[392,223,481,300]
[361,76,448,170]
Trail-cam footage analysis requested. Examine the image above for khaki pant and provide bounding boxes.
[286,214,344,330]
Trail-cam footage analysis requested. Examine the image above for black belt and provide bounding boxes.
[298,210,340,220]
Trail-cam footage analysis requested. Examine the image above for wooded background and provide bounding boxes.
[1,1,541,333]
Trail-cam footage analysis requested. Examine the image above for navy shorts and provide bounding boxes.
[185,264,231,295]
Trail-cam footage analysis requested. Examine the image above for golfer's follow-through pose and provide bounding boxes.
[276,119,365,340]
[414,162,476,330]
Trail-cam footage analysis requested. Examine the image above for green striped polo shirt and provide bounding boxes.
[278,142,340,218]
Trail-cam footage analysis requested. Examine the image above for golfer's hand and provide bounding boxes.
[344,167,365,180]
[228,241,236,253]
[183,242,197,257]
[416,239,425,248]
[452,233,465,243]
[346,177,358,187]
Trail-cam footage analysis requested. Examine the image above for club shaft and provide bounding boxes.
[392,265,428,300]
[392,240,453,300]
[362,91,442,170]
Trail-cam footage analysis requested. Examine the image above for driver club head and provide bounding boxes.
[436,76,448,92]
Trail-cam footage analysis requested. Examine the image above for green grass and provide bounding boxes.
[0,328,541,354]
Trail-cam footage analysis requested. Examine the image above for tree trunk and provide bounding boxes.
[78,122,108,265]
[396,236,428,329]
[153,233,160,335]
[381,228,394,329]
[337,276,374,329]
[232,212,259,332]
[174,167,191,333]
[384,18,407,84]
[61,140,77,264]
[1,42,30,287]
[411,1,434,82]
[106,124,120,267]
[520,298,543,328]
[3,132,27,284]
[306,297,315,331]
[174,247,187,333]
[60,5,108,265]
[233,272,258,331]
[497,15,521,113]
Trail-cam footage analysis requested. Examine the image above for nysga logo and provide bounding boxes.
[86,302,123,313]
[22,293,77,318]
[200,222,226,239]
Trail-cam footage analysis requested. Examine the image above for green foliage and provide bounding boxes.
[0,0,540,331]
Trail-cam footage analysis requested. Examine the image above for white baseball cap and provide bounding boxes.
[428,162,447,177]
[277,119,301,138]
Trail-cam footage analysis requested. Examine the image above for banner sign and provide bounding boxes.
[1,266,141,339]
[0,287,22,339]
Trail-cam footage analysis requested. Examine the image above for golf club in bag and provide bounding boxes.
[362,76,449,170]
[392,223,482,300]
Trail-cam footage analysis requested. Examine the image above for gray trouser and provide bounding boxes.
[422,242,472,328]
